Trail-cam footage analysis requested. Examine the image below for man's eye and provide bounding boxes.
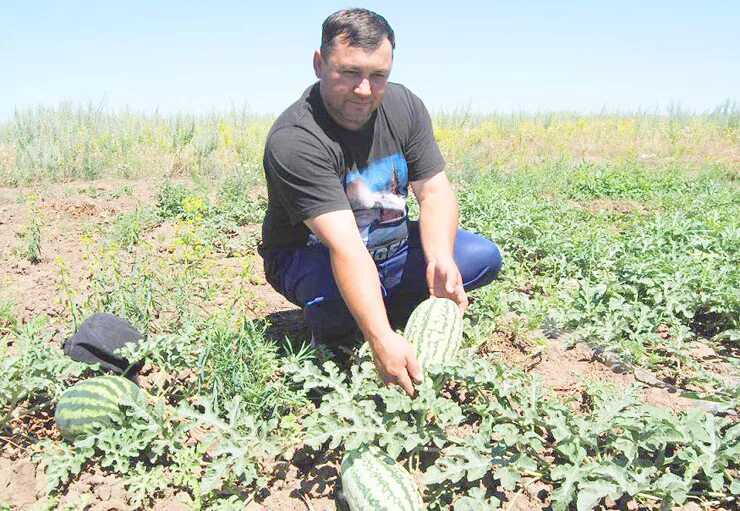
[341,70,360,78]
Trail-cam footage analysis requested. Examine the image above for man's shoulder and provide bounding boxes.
[269,85,315,133]
[381,82,427,121]
[267,83,331,149]
[384,82,423,105]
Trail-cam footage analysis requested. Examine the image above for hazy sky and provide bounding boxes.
[1,1,738,119]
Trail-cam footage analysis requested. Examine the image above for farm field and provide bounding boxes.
[0,105,738,510]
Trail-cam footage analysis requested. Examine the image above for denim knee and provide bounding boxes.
[458,234,503,291]
[479,241,503,284]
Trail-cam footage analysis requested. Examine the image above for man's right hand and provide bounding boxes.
[369,331,423,397]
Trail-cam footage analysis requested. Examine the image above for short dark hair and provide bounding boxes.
[320,8,395,59]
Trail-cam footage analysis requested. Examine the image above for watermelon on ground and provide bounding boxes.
[341,446,424,511]
[55,375,141,440]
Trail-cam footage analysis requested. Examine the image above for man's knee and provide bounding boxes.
[456,231,503,291]
[476,240,503,287]
[303,299,359,346]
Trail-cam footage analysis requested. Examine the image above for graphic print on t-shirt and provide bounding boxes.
[344,153,410,262]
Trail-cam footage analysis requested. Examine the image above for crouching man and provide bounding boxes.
[259,8,502,396]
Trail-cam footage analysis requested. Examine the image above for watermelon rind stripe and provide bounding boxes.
[361,453,402,510]
[90,377,129,400]
[56,406,119,418]
[63,384,117,403]
[58,388,120,404]
[103,375,138,397]
[57,416,116,428]
[59,389,118,408]
[56,402,120,419]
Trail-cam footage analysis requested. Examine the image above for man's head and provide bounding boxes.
[313,8,395,131]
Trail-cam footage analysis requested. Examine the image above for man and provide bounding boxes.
[260,8,502,397]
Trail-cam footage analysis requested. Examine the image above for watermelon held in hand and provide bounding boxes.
[404,297,463,374]
[55,375,142,440]
[341,446,424,511]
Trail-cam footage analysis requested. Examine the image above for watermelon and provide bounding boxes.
[55,375,141,440]
[404,297,463,374]
[341,446,424,511]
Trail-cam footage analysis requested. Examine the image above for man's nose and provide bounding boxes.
[354,77,372,97]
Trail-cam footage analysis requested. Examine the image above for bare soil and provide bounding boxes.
[572,198,646,215]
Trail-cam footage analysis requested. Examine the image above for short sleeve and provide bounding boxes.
[264,127,350,225]
[404,92,445,182]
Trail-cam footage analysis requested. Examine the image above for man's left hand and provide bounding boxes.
[426,258,468,314]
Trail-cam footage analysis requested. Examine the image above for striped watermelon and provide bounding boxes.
[404,297,463,374]
[55,375,141,440]
[341,446,424,511]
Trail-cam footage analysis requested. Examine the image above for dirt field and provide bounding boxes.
[3,177,733,510]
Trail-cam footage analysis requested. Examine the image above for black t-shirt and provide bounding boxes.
[261,81,445,262]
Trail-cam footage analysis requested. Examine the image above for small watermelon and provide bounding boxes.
[55,375,141,440]
[341,446,424,511]
[404,297,463,374]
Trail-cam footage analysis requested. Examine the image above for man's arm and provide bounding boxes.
[305,210,423,396]
[411,170,468,314]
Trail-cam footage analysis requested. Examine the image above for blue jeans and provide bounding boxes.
[261,221,502,344]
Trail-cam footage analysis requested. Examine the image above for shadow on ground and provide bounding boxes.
[262,309,309,352]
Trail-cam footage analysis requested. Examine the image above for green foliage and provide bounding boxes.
[0,104,270,185]
[3,103,737,186]
[1,316,90,431]
[155,181,189,219]
[289,350,739,510]
[3,113,738,509]
[560,163,689,201]
[196,315,308,416]
[216,170,267,225]
[457,164,739,390]
[28,325,291,508]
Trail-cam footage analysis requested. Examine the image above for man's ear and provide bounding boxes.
[313,50,323,79]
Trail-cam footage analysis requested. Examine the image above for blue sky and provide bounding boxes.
[1,1,738,119]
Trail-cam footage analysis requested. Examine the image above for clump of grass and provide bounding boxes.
[196,314,307,417]
[109,185,132,199]
[110,206,159,249]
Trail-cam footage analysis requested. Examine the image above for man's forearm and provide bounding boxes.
[418,183,459,263]
[329,241,392,345]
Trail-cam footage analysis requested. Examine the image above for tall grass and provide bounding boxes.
[434,101,739,175]
[0,102,737,186]
[0,103,271,186]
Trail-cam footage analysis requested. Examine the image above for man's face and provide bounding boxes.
[313,37,393,131]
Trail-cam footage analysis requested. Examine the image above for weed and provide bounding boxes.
[155,181,189,219]
[15,195,42,264]
[110,207,159,249]
[0,299,17,332]
[196,314,308,416]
